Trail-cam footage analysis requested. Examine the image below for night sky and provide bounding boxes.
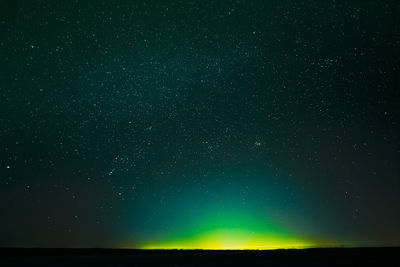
[1,0,399,249]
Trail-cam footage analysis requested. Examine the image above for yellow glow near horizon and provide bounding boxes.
[140,228,314,250]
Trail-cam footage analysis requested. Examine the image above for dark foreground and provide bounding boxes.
[0,247,398,266]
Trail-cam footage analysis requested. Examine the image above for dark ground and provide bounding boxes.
[0,247,398,266]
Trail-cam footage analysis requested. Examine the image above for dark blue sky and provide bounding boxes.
[0,0,399,248]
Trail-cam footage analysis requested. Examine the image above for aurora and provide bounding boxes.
[140,228,313,250]
[1,0,399,251]
[127,169,329,250]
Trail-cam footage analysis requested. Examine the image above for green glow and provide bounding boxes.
[140,228,313,250]
[138,209,315,250]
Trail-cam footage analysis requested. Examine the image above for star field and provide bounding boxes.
[0,0,399,249]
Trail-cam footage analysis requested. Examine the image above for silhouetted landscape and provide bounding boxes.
[1,247,398,266]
